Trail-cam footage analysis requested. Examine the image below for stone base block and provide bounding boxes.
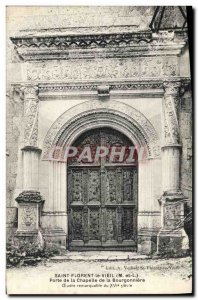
[138,229,159,255]
[157,229,189,255]
[42,228,67,248]
[14,230,45,251]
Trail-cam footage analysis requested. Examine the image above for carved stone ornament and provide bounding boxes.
[42,100,160,160]
[10,30,187,61]
[97,85,110,101]
[38,79,164,96]
[19,206,38,231]
[35,78,189,97]
[158,191,186,230]
[16,191,44,233]
[20,85,39,147]
[163,80,181,145]
[25,57,179,82]
[15,190,44,204]
[163,80,181,96]
[21,85,38,98]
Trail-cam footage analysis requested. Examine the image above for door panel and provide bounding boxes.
[122,208,134,240]
[105,208,117,241]
[71,207,83,240]
[88,169,100,203]
[89,207,101,240]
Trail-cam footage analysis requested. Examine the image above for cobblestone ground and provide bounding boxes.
[6,256,192,295]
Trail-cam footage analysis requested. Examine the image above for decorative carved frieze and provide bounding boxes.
[38,80,163,95]
[24,57,179,82]
[42,100,160,160]
[162,80,181,145]
[37,81,164,101]
[10,30,187,61]
[11,32,152,48]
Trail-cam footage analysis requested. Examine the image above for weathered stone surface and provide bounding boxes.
[15,190,43,203]
[6,6,192,256]
[23,57,180,82]
[180,87,192,205]
[50,252,149,261]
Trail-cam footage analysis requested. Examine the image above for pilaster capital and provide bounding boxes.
[15,190,44,204]
[21,84,39,99]
[21,146,42,153]
[163,79,181,96]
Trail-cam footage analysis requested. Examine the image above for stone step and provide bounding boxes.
[50,252,148,262]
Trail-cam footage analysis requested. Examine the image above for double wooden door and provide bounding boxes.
[67,128,138,251]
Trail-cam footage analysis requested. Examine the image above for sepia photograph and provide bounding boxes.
[6,5,193,295]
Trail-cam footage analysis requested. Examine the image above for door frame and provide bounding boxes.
[66,128,138,251]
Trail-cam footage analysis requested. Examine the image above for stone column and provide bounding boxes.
[157,80,189,254]
[15,85,44,245]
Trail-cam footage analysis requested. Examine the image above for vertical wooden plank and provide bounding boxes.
[100,167,106,243]
[116,167,123,243]
[117,206,123,243]
[67,169,73,245]
[116,167,122,204]
[83,169,89,243]
[83,206,89,244]
[133,167,138,205]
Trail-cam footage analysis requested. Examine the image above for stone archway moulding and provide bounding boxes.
[42,100,160,159]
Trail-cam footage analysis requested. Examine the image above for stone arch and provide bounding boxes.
[42,100,160,159]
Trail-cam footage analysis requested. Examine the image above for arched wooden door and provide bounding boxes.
[67,128,138,251]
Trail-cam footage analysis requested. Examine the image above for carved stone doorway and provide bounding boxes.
[67,128,138,251]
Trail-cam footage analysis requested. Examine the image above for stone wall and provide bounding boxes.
[7,6,155,34]
[180,87,192,205]
[6,89,24,237]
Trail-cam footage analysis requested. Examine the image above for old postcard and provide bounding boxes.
[6,6,193,295]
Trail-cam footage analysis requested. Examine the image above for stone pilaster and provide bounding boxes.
[21,85,39,147]
[22,146,42,191]
[157,80,189,254]
[15,85,44,245]
[41,161,67,247]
